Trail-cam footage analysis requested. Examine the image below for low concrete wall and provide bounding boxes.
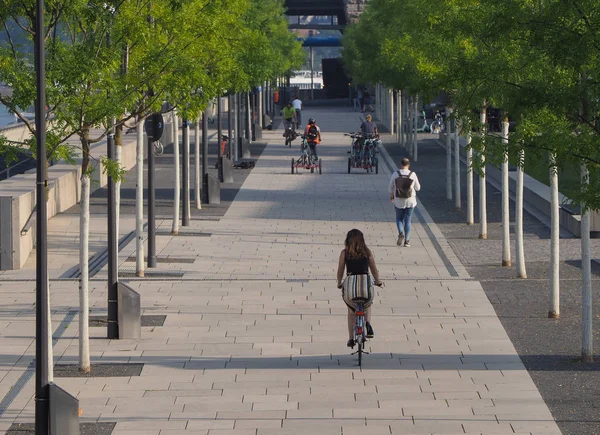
[0,123,139,270]
[0,122,32,145]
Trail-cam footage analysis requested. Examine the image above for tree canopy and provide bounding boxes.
[343,0,600,208]
[0,0,304,163]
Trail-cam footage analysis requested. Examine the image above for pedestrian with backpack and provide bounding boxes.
[389,157,421,247]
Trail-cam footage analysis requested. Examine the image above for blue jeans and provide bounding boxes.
[395,206,415,241]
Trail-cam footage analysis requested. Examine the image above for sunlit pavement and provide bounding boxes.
[0,106,560,434]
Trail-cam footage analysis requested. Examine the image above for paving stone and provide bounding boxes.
[0,108,562,435]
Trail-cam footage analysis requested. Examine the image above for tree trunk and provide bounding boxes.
[501,119,511,266]
[397,90,403,146]
[258,84,263,129]
[446,106,452,200]
[478,101,487,239]
[389,88,394,135]
[548,152,560,318]
[581,163,593,361]
[182,118,190,224]
[135,121,144,277]
[232,95,238,162]
[246,92,252,141]
[407,97,412,156]
[454,118,461,209]
[516,146,527,278]
[78,128,91,373]
[413,97,418,161]
[114,122,123,243]
[172,111,180,235]
[466,127,474,225]
[195,117,201,209]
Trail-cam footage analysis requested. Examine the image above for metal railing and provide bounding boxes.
[0,157,34,181]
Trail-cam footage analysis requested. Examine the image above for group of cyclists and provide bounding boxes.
[283,98,379,166]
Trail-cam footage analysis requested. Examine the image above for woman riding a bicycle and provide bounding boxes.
[337,229,382,348]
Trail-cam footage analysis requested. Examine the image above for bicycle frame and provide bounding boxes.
[291,135,321,173]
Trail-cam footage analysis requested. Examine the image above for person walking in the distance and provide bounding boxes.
[291,95,303,127]
[389,157,421,247]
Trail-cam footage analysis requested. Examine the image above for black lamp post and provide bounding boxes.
[34,0,50,431]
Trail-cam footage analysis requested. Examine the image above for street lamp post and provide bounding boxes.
[201,111,208,203]
[107,129,118,339]
[228,95,233,162]
[217,97,223,182]
[182,118,190,226]
[34,0,50,431]
[147,126,157,268]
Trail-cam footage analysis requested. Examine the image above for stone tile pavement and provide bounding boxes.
[0,106,561,434]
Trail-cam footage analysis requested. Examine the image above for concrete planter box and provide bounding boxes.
[0,124,139,270]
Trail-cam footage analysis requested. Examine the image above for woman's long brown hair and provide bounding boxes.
[345,229,372,259]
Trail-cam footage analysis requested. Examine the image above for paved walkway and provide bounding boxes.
[0,107,561,434]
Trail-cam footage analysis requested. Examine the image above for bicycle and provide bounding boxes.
[352,302,369,367]
[153,140,164,156]
[344,132,363,173]
[429,111,445,134]
[416,110,431,132]
[215,135,230,168]
[221,135,229,158]
[283,117,298,147]
[344,132,378,174]
[348,281,383,367]
[291,135,322,174]
[362,133,379,174]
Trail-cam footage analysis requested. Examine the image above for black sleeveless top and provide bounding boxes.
[345,251,369,275]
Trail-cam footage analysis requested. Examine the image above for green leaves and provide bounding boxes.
[344,0,600,209]
[1,0,299,166]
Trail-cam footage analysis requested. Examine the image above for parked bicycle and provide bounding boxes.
[416,110,431,132]
[215,135,230,168]
[430,110,445,134]
[153,140,164,156]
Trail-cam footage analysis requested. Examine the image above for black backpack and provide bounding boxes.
[307,124,318,140]
[394,171,414,198]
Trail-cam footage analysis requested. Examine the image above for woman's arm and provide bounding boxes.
[336,250,346,288]
[368,254,382,284]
